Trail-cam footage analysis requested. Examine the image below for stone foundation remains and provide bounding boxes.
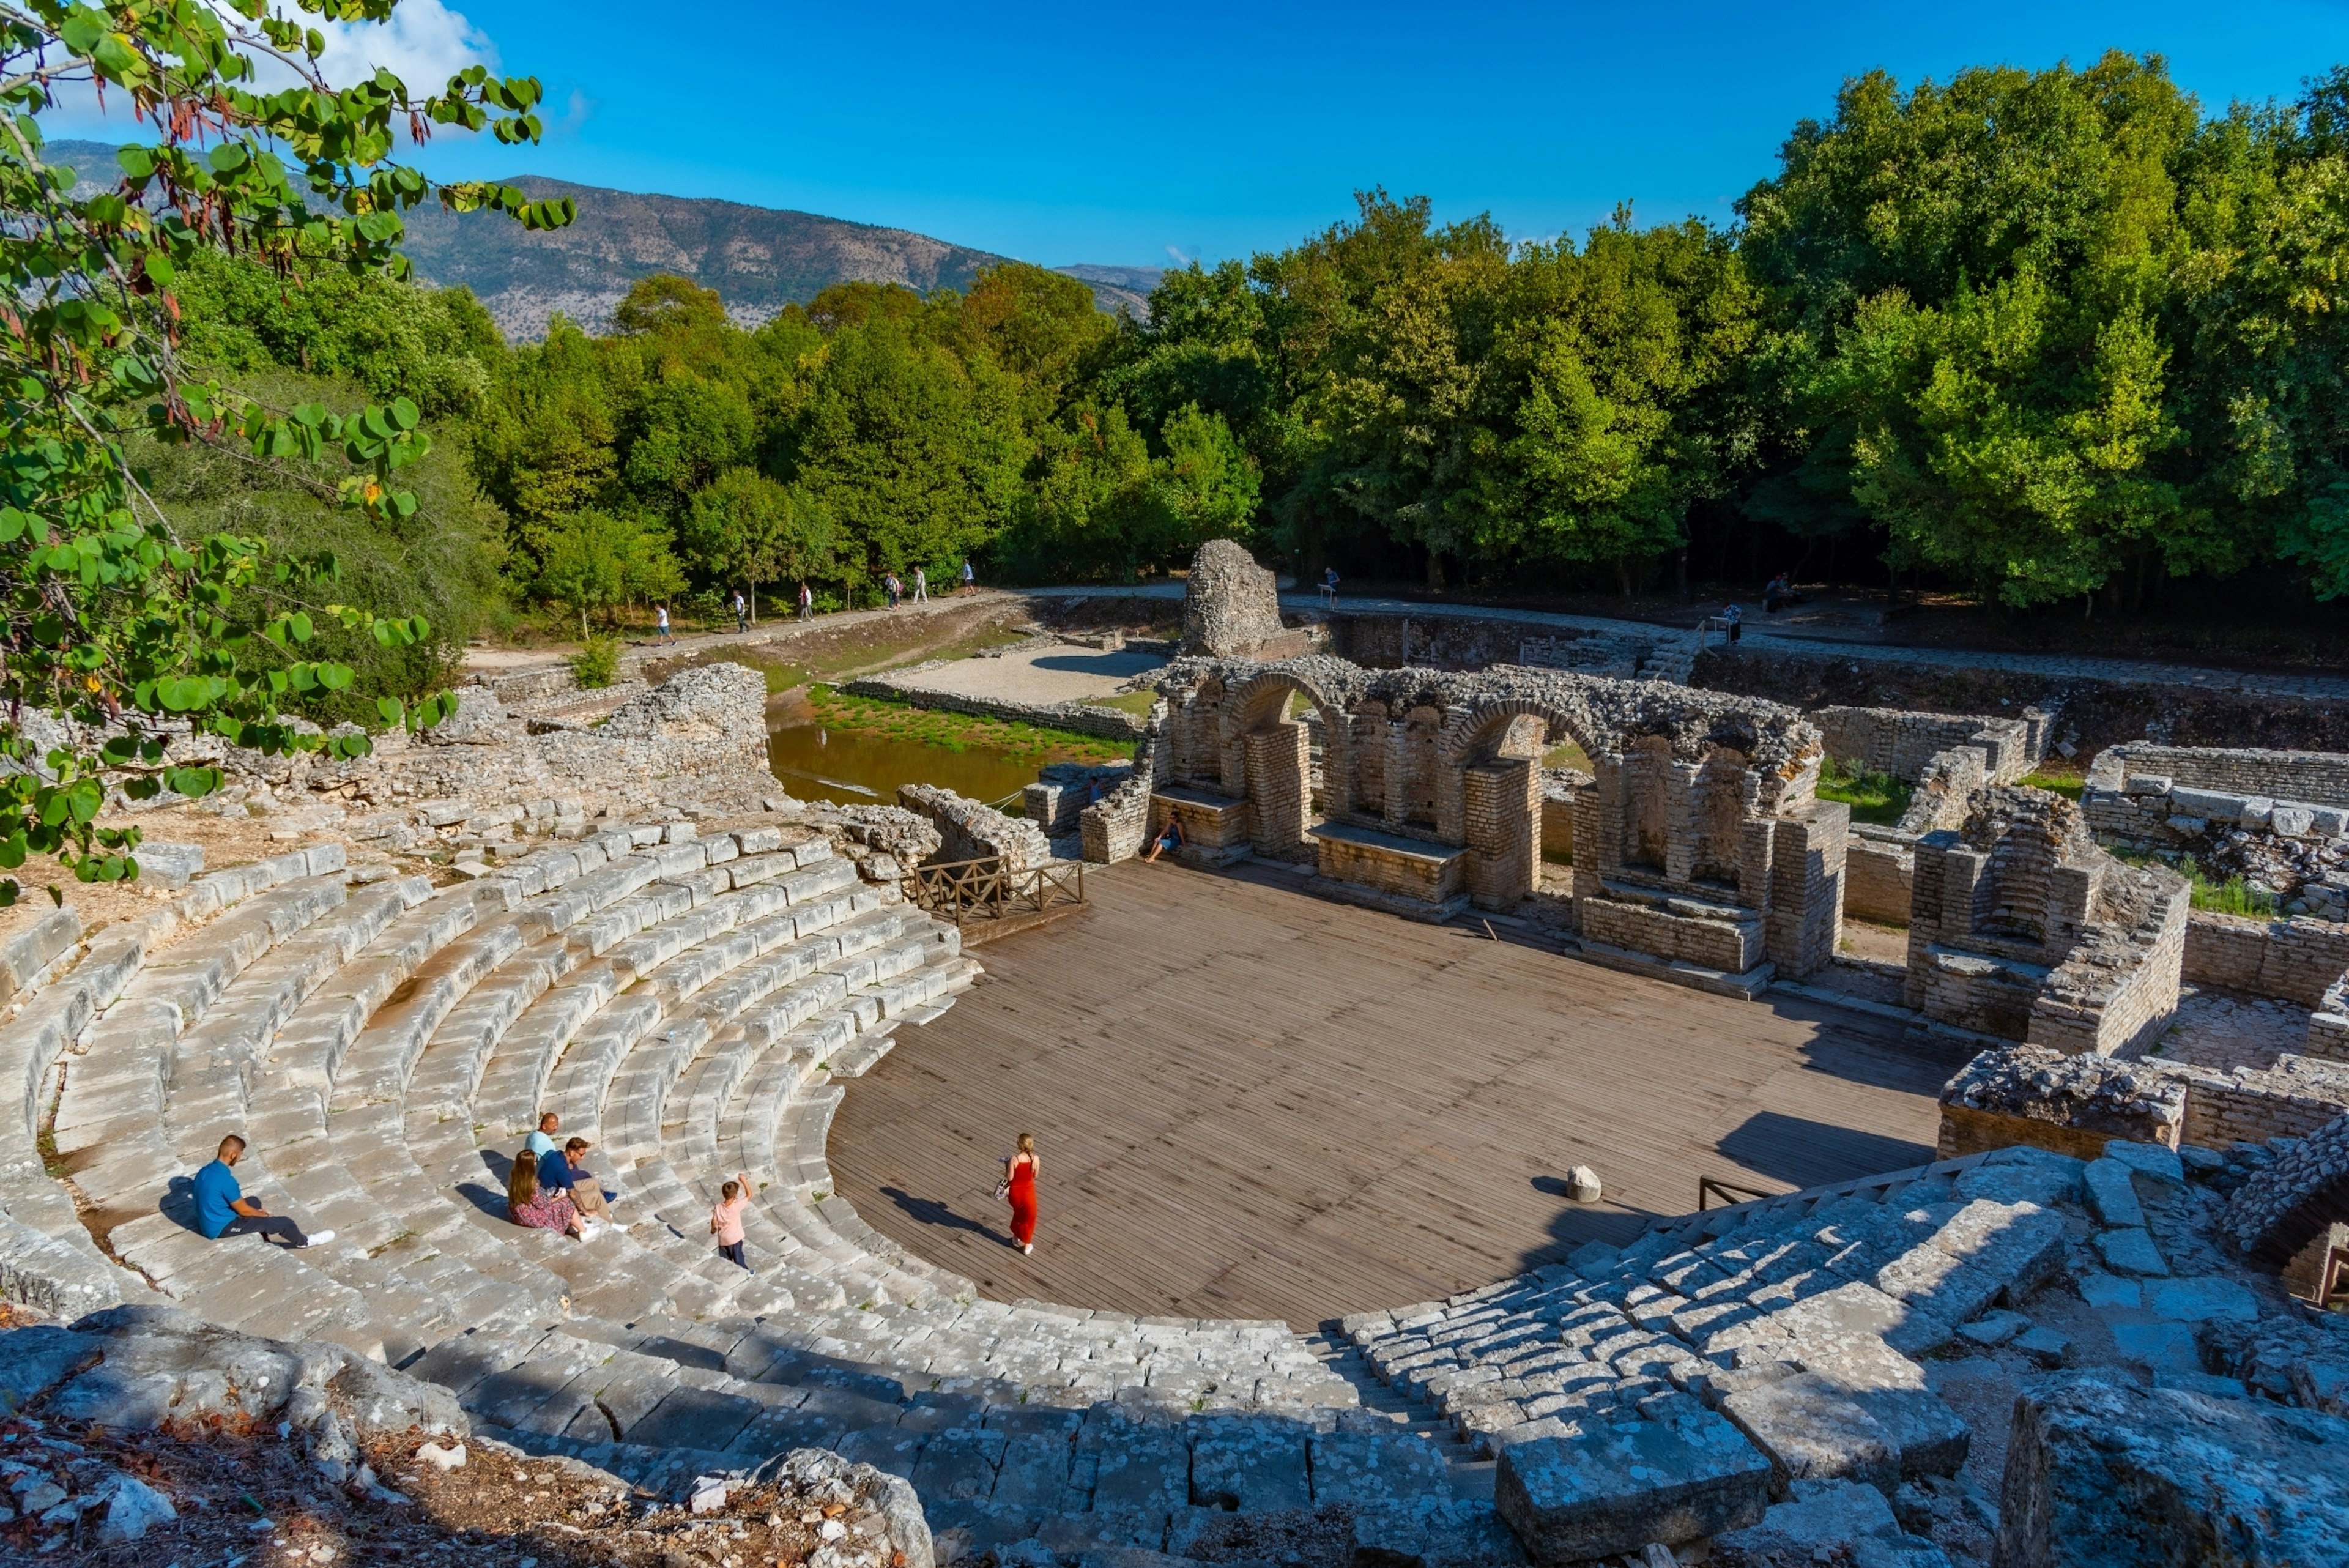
[1099,653,1848,987]
[1905,789,2188,1057]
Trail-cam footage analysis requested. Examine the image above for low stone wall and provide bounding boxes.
[2170,1055,2349,1148]
[2094,742,2349,808]
[1082,719,1167,863]
[839,677,1149,741]
[1814,704,2042,784]
[1846,829,1914,924]
[1937,1042,2349,1158]
[1938,1047,2188,1157]
[1538,767,1588,861]
[1022,762,1133,836]
[896,784,1053,874]
[2181,912,2349,1006]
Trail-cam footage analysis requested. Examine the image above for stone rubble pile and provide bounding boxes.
[1179,540,1297,660]
[2220,1112,2349,1267]
[1345,1135,2349,1566]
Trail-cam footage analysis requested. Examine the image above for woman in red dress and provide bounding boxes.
[1004,1132,1039,1255]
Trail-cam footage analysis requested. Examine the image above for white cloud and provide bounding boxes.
[308,0,499,92]
[1165,243,1191,266]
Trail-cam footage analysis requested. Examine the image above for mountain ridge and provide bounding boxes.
[38,141,1162,339]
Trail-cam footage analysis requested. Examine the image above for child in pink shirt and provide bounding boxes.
[711,1174,752,1269]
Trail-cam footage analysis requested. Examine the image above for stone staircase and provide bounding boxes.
[0,823,1502,1562]
[1633,626,1705,685]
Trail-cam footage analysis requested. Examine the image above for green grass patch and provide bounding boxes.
[2106,846,2281,916]
[806,686,1135,764]
[1080,689,1160,717]
[2021,768,2086,801]
[1543,741,1594,773]
[1816,757,1914,826]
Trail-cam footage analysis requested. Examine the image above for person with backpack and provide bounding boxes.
[799,582,813,622]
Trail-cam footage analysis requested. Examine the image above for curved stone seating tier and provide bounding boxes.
[1338,1146,2094,1554]
[1,846,349,1318]
[0,825,1499,1559]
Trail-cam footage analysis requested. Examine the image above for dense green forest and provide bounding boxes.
[159,51,2349,674]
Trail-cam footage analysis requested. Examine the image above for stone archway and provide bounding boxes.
[1219,669,1353,855]
[1438,697,1605,912]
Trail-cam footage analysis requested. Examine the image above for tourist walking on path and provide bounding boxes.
[799,582,813,622]
[1723,603,1742,647]
[656,604,675,644]
[507,1150,582,1237]
[885,573,902,609]
[1321,565,1340,608]
[733,590,748,632]
[913,566,928,603]
[711,1173,752,1268]
[193,1135,333,1248]
[960,558,976,593]
[1003,1132,1039,1255]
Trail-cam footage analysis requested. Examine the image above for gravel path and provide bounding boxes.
[888,643,1166,704]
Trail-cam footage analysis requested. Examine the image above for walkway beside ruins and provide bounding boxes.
[1022,583,2349,701]
[826,858,1971,1328]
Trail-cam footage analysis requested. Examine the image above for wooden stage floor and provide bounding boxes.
[826,859,1969,1329]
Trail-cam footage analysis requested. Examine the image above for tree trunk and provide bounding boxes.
[749,582,757,625]
[1425,547,1445,593]
[580,605,590,641]
[1617,557,1633,598]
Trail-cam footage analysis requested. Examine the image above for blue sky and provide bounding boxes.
[46,1,2349,266]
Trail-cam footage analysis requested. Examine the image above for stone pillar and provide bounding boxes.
[1383,723,1411,830]
[1464,757,1538,912]
[1765,801,1849,980]
[1244,723,1310,853]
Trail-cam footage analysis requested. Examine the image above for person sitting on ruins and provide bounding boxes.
[525,1110,561,1161]
[540,1135,615,1236]
[193,1134,335,1248]
[507,1148,582,1238]
[1142,815,1184,863]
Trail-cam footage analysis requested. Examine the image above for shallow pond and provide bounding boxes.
[765,689,1116,809]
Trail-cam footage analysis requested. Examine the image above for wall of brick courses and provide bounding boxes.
[1847,831,1915,924]
[1464,757,1538,910]
[1242,723,1310,853]
[2095,743,2349,806]
[2179,912,2349,1006]
[1579,897,1760,972]
[1313,830,1464,904]
[1814,705,2038,783]
[2171,1059,2349,1146]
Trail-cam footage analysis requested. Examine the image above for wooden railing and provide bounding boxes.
[1698,1175,1776,1211]
[902,855,1085,924]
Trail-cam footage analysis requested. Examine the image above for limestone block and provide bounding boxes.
[2275,805,2318,839]
[2099,1139,2183,1186]
[1494,1403,1770,1561]
[2081,1160,2145,1229]
[2170,787,2249,823]
[2140,1277,2258,1324]
[2093,1229,2169,1277]
[1708,1479,1926,1568]
[1720,1374,1898,1495]
[1994,1375,2349,1567]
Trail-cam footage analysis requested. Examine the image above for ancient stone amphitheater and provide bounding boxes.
[2,579,2347,1565]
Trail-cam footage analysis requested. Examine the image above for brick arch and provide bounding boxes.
[1216,668,1356,823]
[1436,696,1602,769]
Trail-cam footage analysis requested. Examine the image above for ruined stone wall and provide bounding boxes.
[1082,718,1166,864]
[896,784,1054,873]
[2093,743,2349,808]
[1539,768,1587,860]
[1846,829,1915,924]
[1906,788,2187,1050]
[1814,705,2039,783]
[2172,1057,2349,1146]
[2180,912,2349,1006]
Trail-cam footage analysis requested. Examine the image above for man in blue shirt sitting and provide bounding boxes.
[191,1135,333,1248]
[538,1135,612,1234]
